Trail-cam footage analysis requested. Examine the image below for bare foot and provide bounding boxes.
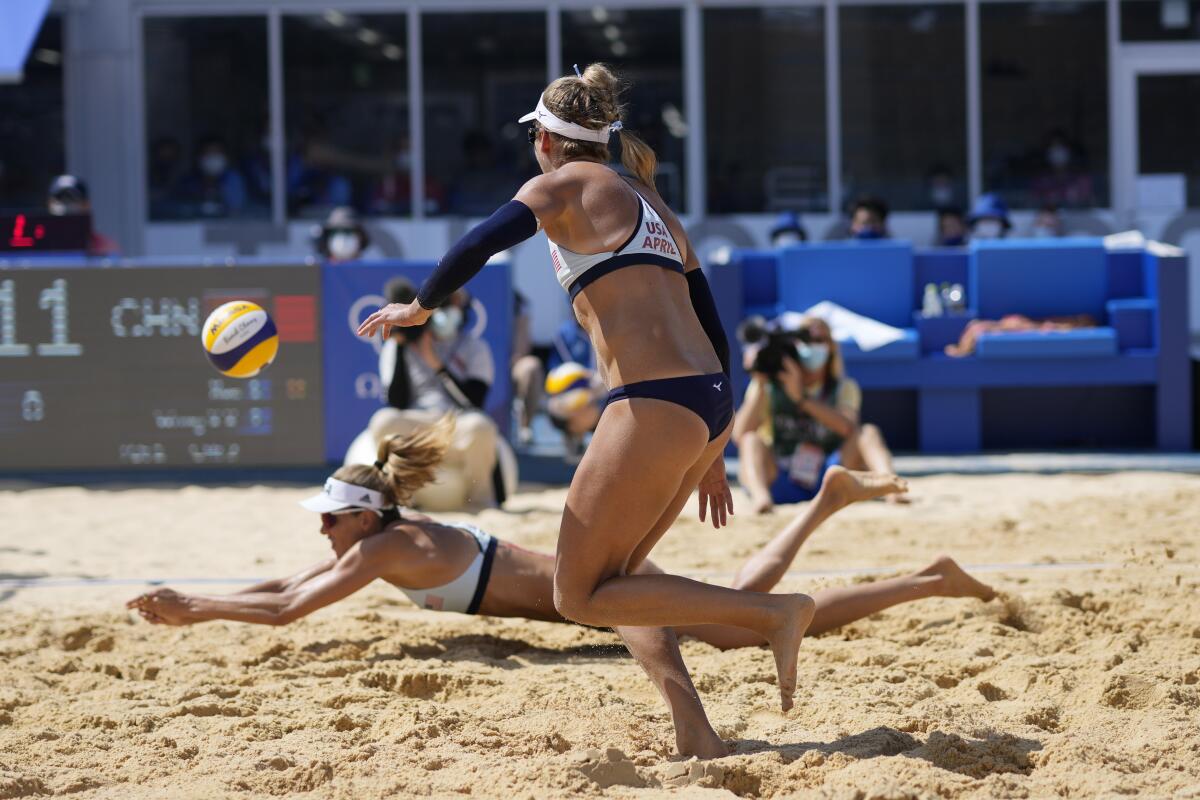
[922,555,996,601]
[676,728,729,760]
[761,593,816,712]
[822,466,908,511]
[750,493,774,515]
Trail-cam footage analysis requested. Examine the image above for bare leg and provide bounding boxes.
[554,400,814,711]
[731,467,907,593]
[615,626,727,758]
[736,431,777,514]
[840,425,908,504]
[677,556,996,648]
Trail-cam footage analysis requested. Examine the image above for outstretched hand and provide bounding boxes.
[697,455,734,529]
[126,588,194,626]
[356,300,433,340]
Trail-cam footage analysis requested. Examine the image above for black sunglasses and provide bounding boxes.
[526,125,539,144]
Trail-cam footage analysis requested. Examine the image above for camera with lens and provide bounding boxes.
[736,316,811,377]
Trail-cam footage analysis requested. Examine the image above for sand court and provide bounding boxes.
[2,471,1199,798]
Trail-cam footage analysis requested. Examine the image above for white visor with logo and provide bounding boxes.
[518,97,617,144]
[300,478,389,513]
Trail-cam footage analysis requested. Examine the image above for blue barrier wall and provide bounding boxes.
[321,261,512,463]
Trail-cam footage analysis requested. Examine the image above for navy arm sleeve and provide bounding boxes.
[417,200,539,310]
[686,268,730,377]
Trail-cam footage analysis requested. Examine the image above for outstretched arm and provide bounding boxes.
[233,558,337,595]
[127,543,388,626]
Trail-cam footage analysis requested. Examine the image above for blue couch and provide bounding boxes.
[708,239,1191,452]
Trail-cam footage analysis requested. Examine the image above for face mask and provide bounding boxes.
[1047,144,1070,169]
[327,232,361,261]
[798,343,829,371]
[200,153,228,177]
[972,219,1004,240]
[854,228,883,241]
[431,306,463,340]
[930,185,954,207]
[772,232,803,247]
[1032,225,1056,239]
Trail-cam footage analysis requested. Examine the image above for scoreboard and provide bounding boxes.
[0,264,324,470]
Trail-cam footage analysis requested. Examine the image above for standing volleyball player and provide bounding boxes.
[358,64,813,758]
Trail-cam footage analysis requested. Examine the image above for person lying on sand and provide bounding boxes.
[128,417,996,654]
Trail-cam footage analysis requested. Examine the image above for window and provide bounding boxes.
[1121,0,1200,41]
[562,8,687,212]
[840,4,967,212]
[421,12,546,217]
[981,2,1109,208]
[143,17,270,221]
[283,14,410,218]
[0,16,65,211]
[705,7,827,214]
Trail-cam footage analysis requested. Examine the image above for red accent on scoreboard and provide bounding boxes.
[9,214,40,248]
[273,295,317,342]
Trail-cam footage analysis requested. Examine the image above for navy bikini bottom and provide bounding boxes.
[604,372,733,441]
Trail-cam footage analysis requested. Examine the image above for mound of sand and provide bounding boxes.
[1,472,1198,798]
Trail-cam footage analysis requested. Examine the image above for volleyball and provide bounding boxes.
[545,361,593,415]
[201,300,279,378]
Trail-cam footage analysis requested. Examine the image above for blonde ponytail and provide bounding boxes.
[617,129,657,188]
[330,414,455,507]
[541,63,660,187]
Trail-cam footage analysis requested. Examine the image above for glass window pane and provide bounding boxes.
[283,14,410,218]
[1139,74,1200,206]
[144,17,269,221]
[0,16,65,211]
[562,9,687,212]
[840,4,967,212]
[981,2,1108,209]
[705,7,827,214]
[422,12,545,217]
[1121,0,1200,41]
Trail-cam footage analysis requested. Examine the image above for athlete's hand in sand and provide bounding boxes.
[697,456,734,529]
[126,588,195,626]
[356,300,433,340]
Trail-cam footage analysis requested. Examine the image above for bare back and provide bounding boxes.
[519,161,720,389]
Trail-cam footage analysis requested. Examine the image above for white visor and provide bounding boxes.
[300,478,391,513]
[518,96,617,144]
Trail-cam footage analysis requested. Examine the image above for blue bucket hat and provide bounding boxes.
[967,193,1011,229]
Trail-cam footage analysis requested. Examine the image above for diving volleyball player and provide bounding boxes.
[128,419,997,745]
[356,64,809,756]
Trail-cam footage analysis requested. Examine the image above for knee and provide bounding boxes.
[552,580,597,626]
[859,423,883,445]
[736,430,763,451]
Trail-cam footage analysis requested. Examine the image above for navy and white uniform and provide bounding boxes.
[393,523,497,614]
[546,178,731,441]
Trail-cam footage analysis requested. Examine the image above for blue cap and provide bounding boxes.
[967,193,1010,227]
[769,210,804,238]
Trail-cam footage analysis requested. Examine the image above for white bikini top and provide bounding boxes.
[548,183,685,299]
[394,523,495,614]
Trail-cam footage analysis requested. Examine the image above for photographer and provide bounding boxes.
[366,277,499,510]
[733,315,902,513]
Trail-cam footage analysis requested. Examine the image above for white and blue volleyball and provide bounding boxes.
[545,361,593,415]
[201,301,279,378]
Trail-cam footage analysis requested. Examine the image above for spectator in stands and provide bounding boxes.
[368,277,500,510]
[936,207,968,247]
[510,291,544,447]
[733,315,904,514]
[179,136,248,218]
[967,193,1011,240]
[926,165,958,210]
[848,195,889,240]
[1031,129,1094,209]
[769,211,808,247]
[147,137,186,219]
[46,174,119,256]
[1031,205,1064,238]
[313,206,369,264]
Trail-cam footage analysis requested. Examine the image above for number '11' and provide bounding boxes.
[0,278,84,357]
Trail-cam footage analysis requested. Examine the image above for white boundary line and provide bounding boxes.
[3,560,1180,592]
